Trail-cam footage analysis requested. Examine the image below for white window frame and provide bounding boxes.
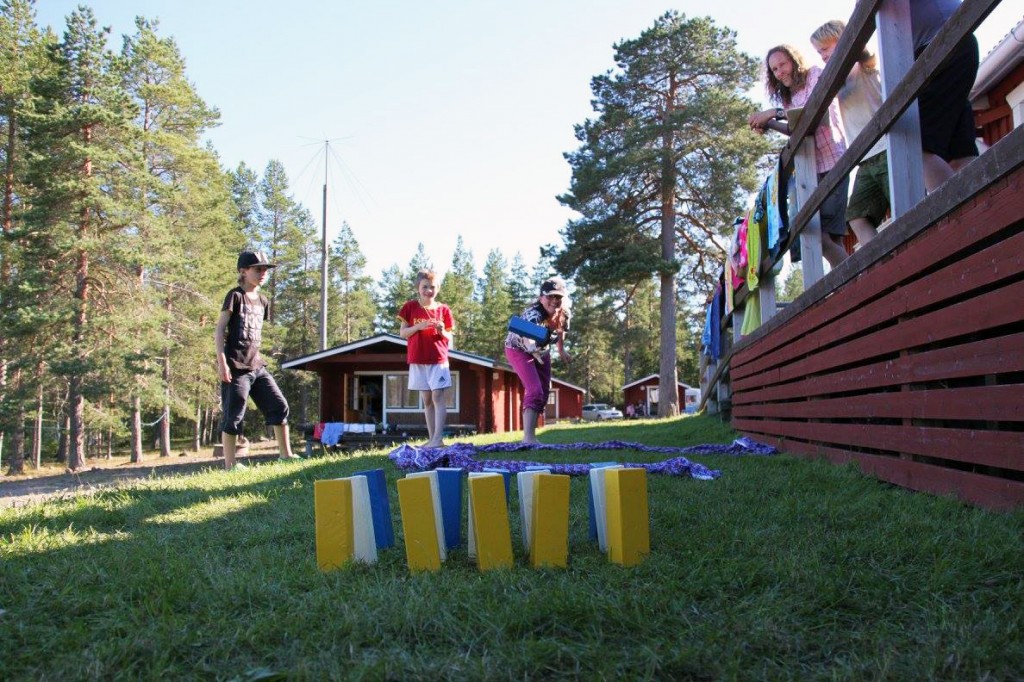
[354,371,460,426]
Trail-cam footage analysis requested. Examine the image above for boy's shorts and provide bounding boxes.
[818,173,850,236]
[847,152,891,227]
[408,363,451,391]
[221,366,289,435]
[917,35,979,161]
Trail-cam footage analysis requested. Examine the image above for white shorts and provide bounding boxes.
[408,363,452,391]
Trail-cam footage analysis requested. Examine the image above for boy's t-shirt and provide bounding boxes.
[398,300,453,365]
[222,287,269,372]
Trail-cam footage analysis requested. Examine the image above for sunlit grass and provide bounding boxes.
[0,415,1021,680]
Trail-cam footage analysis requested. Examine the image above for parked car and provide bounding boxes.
[582,403,624,421]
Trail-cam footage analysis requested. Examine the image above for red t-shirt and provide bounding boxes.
[398,300,453,365]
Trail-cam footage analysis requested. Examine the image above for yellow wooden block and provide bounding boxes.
[530,474,570,569]
[468,474,514,571]
[397,477,442,573]
[315,479,354,571]
[605,468,650,567]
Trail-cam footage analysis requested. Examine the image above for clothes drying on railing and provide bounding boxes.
[702,281,724,361]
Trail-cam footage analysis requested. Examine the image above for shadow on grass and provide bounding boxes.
[2,415,1021,679]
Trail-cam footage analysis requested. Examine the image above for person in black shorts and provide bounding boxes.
[912,0,979,192]
[214,250,300,469]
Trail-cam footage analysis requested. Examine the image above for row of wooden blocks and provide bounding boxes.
[314,464,650,573]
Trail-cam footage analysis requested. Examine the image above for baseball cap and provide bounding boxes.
[540,277,568,297]
[237,251,277,269]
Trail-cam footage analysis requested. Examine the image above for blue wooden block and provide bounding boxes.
[436,468,464,549]
[352,468,394,549]
[587,462,620,543]
[483,467,511,501]
[508,316,552,344]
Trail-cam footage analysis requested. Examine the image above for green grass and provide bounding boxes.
[1,415,1022,680]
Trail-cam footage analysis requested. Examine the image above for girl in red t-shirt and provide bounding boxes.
[398,270,454,448]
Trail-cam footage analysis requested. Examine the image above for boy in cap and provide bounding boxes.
[214,250,300,469]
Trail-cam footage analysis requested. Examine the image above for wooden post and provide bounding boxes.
[795,138,825,287]
[877,0,925,215]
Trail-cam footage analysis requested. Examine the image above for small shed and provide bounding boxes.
[281,333,583,434]
[971,16,1024,148]
[621,374,701,416]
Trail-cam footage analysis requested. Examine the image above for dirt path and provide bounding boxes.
[0,445,283,509]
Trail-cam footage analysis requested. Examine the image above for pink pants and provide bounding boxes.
[505,347,551,413]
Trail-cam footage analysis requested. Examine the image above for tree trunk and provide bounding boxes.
[193,404,201,452]
[9,404,26,475]
[68,375,86,471]
[658,124,679,418]
[159,408,171,457]
[159,297,172,457]
[33,382,43,468]
[130,394,143,463]
[57,413,69,464]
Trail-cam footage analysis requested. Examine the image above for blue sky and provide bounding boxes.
[36,1,1021,280]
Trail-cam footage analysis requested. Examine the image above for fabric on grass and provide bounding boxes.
[387,437,777,481]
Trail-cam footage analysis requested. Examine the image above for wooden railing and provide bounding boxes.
[698,1,1024,509]
[701,0,1006,415]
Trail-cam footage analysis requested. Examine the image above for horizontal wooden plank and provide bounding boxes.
[770,277,1024,386]
[734,418,1024,472]
[732,169,1024,376]
[733,333,1024,400]
[739,433,1024,511]
[734,225,1024,382]
[733,384,1024,422]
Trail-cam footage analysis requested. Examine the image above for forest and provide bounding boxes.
[0,3,772,472]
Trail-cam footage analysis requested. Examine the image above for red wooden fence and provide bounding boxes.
[729,127,1024,510]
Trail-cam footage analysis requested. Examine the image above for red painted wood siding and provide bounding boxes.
[731,163,1024,510]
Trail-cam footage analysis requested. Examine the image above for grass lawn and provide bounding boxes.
[1,415,1021,680]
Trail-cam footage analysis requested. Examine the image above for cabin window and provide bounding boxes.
[381,371,459,411]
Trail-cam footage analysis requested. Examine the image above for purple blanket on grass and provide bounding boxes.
[387,437,777,481]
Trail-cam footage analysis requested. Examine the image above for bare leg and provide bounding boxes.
[274,424,299,460]
[523,408,540,444]
[422,391,436,445]
[949,157,974,172]
[923,152,954,193]
[222,432,236,470]
[849,217,877,247]
[822,233,848,269]
[426,389,447,448]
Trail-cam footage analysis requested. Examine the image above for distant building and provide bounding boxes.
[971,16,1024,148]
[621,374,701,415]
[282,333,584,433]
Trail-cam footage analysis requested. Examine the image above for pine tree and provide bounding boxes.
[22,7,142,469]
[473,249,514,358]
[555,12,770,416]
[507,253,534,314]
[0,0,51,472]
[328,222,375,345]
[778,267,804,302]
[440,236,479,351]
[375,264,409,334]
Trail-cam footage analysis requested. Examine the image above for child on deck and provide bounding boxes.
[215,250,300,470]
[398,270,454,448]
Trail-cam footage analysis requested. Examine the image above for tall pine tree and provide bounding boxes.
[556,12,770,416]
